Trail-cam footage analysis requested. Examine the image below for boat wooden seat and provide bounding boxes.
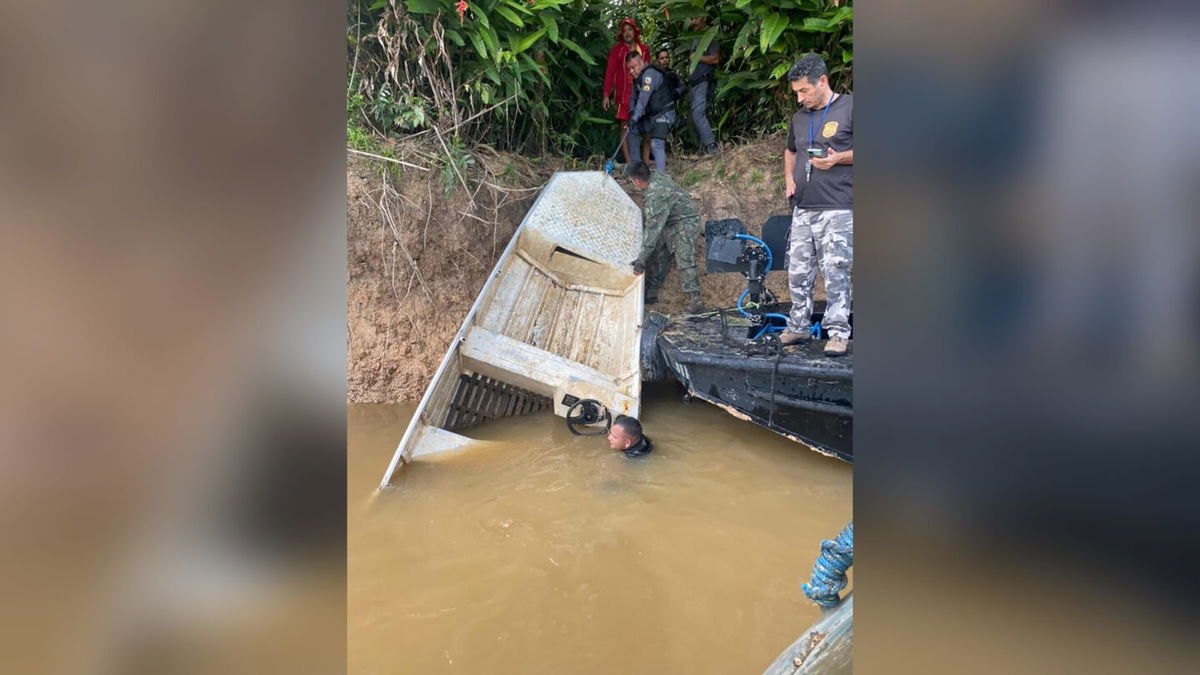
[459,326,637,417]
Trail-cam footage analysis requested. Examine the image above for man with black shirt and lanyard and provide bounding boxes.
[779,53,854,357]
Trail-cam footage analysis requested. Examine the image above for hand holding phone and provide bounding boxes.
[809,146,839,172]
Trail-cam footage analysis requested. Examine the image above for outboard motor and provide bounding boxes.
[705,216,791,339]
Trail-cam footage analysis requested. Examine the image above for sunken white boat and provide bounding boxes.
[380,171,645,488]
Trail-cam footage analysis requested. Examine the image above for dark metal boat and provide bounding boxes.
[641,215,853,462]
[645,304,852,462]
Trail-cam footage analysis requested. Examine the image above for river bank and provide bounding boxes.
[347,134,823,402]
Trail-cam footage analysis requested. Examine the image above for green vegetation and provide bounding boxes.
[657,0,852,143]
[678,168,703,189]
[347,91,384,153]
[347,0,851,158]
[347,121,375,153]
[440,136,477,197]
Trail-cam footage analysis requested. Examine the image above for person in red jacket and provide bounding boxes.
[602,18,650,163]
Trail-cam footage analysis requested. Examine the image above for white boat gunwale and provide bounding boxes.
[380,171,644,488]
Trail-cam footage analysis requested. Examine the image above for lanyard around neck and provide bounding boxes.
[808,93,837,148]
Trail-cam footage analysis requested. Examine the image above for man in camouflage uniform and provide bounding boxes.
[780,53,853,357]
[621,161,704,313]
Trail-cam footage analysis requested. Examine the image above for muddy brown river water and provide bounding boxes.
[348,384,852,674]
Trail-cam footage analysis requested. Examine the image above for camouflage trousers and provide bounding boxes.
[645,215,701,297]
[786,208,853,339]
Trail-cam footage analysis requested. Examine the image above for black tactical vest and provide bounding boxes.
[643,66,677,116]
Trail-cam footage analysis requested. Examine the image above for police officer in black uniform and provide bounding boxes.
[625,50,679,172]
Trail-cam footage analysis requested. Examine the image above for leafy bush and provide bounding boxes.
[653,0,852,141]
[349,0,617,156]
[346,0,852,157]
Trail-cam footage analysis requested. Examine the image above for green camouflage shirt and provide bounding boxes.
[638,171,699,262]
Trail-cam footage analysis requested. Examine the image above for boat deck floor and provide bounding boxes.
[659,309,854,373]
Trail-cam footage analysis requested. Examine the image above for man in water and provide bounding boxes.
[606,415,653,457]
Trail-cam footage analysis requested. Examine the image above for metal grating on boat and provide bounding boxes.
[521,172,641,266]
[443,373,552,432]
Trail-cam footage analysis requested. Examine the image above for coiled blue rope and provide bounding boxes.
[801,522,853,608]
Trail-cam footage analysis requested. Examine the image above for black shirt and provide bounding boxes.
[786,93,854,210]
[689,38,720,83]
[622,435,653,458]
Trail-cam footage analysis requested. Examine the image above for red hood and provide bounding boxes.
[616,17,642,46]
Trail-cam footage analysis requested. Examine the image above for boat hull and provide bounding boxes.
[762,594,852,674]
[654,308,852,462]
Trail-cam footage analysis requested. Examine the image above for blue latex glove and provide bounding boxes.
[604,160,614,175]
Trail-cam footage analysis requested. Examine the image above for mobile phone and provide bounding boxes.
[806,147,826,158]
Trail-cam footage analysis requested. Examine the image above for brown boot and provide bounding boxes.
[686,293,704,314]
[824,337,850,356]
[779,330,811,346]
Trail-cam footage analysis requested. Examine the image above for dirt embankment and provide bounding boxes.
[347,133,820,402]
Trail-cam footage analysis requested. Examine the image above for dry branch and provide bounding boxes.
[348,148,430,171]
[376,176,434,303]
